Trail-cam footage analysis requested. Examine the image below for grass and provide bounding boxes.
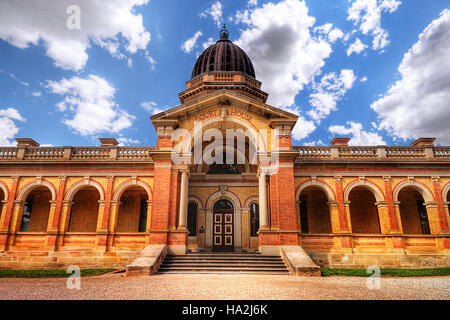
[0,268,117,278]
[321,267,450,277]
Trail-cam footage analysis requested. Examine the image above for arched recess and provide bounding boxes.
[442,183,450,204]
[296,179,336,202]
[0,181,9,202]
[344,179,385,202]
[393,180,434,203]
[188,195,203,209]
[16,179,56,202]
[197,145,250,173]
[112,179,152,202]
[205,189,242,249]
[178,116,266,155]
[64,179,105,202]
[244,196,259,209]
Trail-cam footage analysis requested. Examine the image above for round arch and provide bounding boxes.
[64,179,105,202]
[296,179,336,202]
[112,179,152,202]
[16,179,56,202]
[344,180,385,202]
[188,195,204,209]
[205,189,242,249]
[393,180,434,203]
[243,196,259,208]
[198,144,251,173]
[441,182,450,203]
[0,181,9,201]
[179,116,266,154]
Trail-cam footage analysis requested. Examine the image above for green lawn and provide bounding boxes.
[321,267,450,277]
[0,268,117,278]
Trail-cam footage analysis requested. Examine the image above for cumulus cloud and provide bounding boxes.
[235,0,332,108]
[181,31,203,53]
[0,0,151,71]
[329,121,386,146]
[347,0,401,50]
[46,75,135,136]
[307,69,357,122]
[200,1,223,27]
[117,137,140,146]
[0,108,26,146]
[140,101,164,115]
[360,76,368,82]
[347,38,368,56]
[371,9,450,144]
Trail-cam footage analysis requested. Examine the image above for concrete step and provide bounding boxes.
[157,252,290,275]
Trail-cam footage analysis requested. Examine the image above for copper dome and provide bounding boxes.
[191,25,256,79]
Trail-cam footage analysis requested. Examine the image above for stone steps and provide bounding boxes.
[157,252,290,275]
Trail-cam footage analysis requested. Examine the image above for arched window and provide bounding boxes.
[187,202,197,236]
[116,187,148,233]
[250,203,259,236]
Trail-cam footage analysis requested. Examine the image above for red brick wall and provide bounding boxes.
[116,189,147,232]
[68,187,99,232]
[27,189,51,232]
[399,188,423,234]
[299,188,332,234]
[349,188,381,234]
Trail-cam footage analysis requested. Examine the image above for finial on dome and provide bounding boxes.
[220,23,229,39]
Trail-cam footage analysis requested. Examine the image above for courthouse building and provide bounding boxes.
[0,27,449,271]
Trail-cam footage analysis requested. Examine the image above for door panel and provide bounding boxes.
[213,209,234,251]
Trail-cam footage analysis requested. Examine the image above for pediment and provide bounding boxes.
[151,89,298,131]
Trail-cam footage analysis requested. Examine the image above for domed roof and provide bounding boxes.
[191,25,256,79]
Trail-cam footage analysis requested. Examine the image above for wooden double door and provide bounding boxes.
[213,200,234,251]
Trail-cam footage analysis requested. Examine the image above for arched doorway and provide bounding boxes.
[116,186,149,233]
[349,187,381,234]
[298,187,332,234]
[19,186,52,232]
[398,187,430,234]
[67,186,100,232]
[213,199,234,251]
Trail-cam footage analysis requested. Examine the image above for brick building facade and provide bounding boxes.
[0,27,449,270]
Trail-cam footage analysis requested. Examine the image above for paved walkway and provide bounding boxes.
[0,273,448,300]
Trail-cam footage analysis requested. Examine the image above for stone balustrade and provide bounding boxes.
[0,146,156,161]
[294,145,448,160]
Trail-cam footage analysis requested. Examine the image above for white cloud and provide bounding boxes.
[46,75,134,136]
[292,115,317,141]
[371,9,450,144]
[347,38,368,56]
[303,139,324,146]
[140,101,165,115]
[307,69,357,121]
[0,0,151,71]
[117,137,140,146]
[202,37,215,50]
[0,68,29,87]
[347,0,401,50]
[328,28,344,43]
[235,0,333,108]
[0,108,26,146]
[360,76,368,82]
[31,91,42,97]
[181,31,203,53]
[200,1,223,27]
[248,0,258,7]
[329,121,386,146]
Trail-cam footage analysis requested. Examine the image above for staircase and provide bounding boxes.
[157,252,290,275]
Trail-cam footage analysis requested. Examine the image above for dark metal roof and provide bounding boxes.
[191,25,256,79]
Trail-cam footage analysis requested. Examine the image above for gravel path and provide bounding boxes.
[0,273,448,300]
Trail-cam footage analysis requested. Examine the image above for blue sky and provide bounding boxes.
[0,0,449,147]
